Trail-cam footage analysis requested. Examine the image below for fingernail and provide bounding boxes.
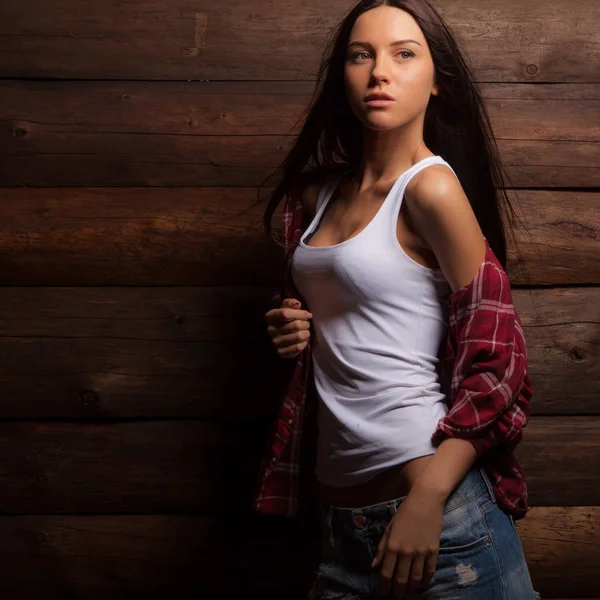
[307,313,313,318]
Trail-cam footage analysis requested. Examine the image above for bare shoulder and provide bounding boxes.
[405,163,465,210]
[404,163,477,238]
[404,162,486,291]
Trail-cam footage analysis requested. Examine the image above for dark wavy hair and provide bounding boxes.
[261,0,524,269]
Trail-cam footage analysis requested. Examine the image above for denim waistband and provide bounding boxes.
[323,465,496,521]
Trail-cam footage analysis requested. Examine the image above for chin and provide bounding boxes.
[360,114,405,132]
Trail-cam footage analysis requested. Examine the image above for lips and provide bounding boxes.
[365,93,396,108]
[365,93,395,102]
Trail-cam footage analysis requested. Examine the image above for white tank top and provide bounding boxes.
[291,155,457,487]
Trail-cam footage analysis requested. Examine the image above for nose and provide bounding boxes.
[370,55,391,85]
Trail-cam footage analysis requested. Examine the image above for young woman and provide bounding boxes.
[256,1,540,598]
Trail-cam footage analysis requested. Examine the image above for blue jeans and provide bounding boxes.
[310,466,541,599]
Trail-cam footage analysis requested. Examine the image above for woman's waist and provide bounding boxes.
[318,463,495,518]
[318,455,435,508]
[309,329,447,392]
[312,332,445,364]
[313,372,448,410]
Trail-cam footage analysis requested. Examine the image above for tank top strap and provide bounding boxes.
[414,155,458,179]
[384,155,459,216]
[401,155,457,190]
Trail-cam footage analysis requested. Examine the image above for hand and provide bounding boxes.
[265,297,313,358]
[372,490,444,598]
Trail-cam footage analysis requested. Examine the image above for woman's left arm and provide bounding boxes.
[372,166,524,598]
[402,165,489,498]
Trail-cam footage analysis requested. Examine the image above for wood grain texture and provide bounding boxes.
[4,138,598,188]
[0,187,279,286]
[0,286,597,419]
[0,420,268,514]
[0,188,597,286]
[0,508,595,598]
[0,418,597,513]
[518,288,600,414]
[1,81,598,187]
[0,287,282,419]
[517,507,600,598]
[0,0,598,81]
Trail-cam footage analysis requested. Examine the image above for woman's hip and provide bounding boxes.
[311,465,540,599]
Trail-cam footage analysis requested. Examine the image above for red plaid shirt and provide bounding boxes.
[254,181,534,520]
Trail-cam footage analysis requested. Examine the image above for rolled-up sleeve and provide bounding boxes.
[431,240,533,456]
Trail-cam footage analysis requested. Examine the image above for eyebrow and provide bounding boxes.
[348,39,422,48]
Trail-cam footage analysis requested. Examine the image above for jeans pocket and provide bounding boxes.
[438,532,492,554]
[428,533,497,595]
[438,497,493,554]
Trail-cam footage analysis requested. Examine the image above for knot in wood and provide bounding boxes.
[80,390,100,406]
[526,64,538,75]
[568,347,586,362]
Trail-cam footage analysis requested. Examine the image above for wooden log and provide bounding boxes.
[0,418,596,514]
[0,420,268,515]
[0,507,595,598]
[0,0,598,81]
[0,188,597,286]
[517,507,600,598]
[0,286,282,419]
[0,187,281,286]
[3,80,597,137]
[517,418,600,507]
[1,81,598,187]
[0,286,596,419]
[2,138,598,189]
[516,287,600,415]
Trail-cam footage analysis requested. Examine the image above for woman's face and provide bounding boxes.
[344,5,438,132]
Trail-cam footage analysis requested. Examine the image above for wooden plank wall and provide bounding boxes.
[0,0,599,597]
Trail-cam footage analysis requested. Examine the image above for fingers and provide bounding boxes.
[406,554,426,596]
[280,306,313,322]
[280,298,312,320]
[265,298,313,357]
[374,524,436,598]
[265,306,312,327]
[275,339,309,358]
[371,522,390,568]
[377,552,437,598]
[393,554,413,599]
[269,319,311,337]
[422,553,437,586]
[379,550,414,599]
[271,329,312,352]
[378,548,397,596]
[280,297,301,309]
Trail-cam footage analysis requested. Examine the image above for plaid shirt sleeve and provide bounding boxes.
[431,238,533,456]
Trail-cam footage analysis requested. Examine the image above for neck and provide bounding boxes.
[355,122,429,191]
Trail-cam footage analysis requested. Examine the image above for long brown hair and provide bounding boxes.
[262,0,522,269]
